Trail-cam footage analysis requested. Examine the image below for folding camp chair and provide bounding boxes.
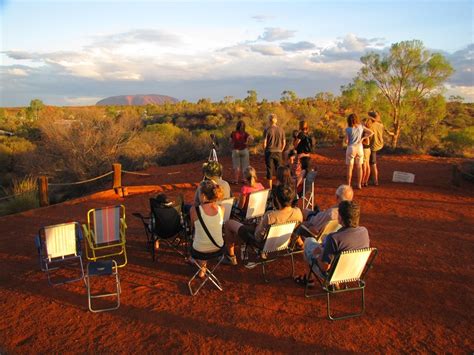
[234,189,270,223]
[188,247,225,296]
[299,219,342,244]
[133,196,189,261]
[301,171,317,210]
[243,221,298,282]
[35,222,85,286]
[218,197,235,223]
[305,247,378,320]
[82,205,127,268]
[86,260,121,313]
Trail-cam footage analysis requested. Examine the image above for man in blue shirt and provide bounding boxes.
[304,200,369,274]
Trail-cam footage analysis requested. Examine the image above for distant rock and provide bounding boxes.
[96,94,179,106]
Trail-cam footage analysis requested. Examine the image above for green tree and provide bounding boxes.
[359,40,454,148]
[280,90,298,103]
[244,90,258,106]
[340,79,379,114]
[27,99,45,121]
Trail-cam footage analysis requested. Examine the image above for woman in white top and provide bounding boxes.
[190,180,225,277]
[344,113,373,189]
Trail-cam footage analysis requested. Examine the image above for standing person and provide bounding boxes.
[229,120,253,184]
[368,111,393,186]
[294,120,313,170]
[263,113,286,189]
[344,113,373,189]
[361,118,373,187]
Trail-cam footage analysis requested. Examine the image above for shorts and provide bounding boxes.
[369,150,377,165]
[345,144,364,165]
[232,148,249,171]
[363,148,371,164]
[265,151,282,179]
[237,224,262,246]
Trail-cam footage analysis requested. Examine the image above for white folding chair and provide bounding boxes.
[218,197,235,223]
[243,221,298,282]
[305,247,378,320]
[301,171,317,210]
[35,222,85,286]
[243,189,270,222]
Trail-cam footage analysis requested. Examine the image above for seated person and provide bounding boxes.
[235,166,265,216]
[193,161,231,206]
[189,180,225,278]
[269,166,297,209]
[301,184,353,232]
[302,200,369,281]
[223,185,303,265]
[296,158,316,197]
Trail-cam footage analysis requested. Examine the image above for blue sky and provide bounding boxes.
[1,0,473,106]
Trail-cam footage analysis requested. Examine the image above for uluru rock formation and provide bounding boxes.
[96,94,179,106]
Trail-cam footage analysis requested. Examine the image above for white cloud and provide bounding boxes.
[251,15,275,22]
[314,34,386,62]
[258,27,296,42]
[281,41,316,52]
[8,68,28,76]
[250,44,285,56]
[445,84,474,102]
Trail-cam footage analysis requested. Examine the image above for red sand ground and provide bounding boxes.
[0,148,473,353]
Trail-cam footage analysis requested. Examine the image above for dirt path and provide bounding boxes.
[0,148,473,353]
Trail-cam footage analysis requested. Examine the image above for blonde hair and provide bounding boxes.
[244,166,258,186]
[268,113,278,124]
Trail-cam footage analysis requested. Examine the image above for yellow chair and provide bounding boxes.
[82,205,127,268]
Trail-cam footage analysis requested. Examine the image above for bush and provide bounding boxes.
[441,127,474,156]
[0,175,39,216]
[159,131,209,165]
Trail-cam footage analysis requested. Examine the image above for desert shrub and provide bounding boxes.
[159,131,209,165]
[0,175,39,216]
[33,110,141,182]
[441,127,474,156]
[0,137,36,174]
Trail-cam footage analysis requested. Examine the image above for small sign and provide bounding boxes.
[392,171,415,183]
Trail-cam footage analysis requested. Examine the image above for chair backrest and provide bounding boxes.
[327,248,377,285]
[218,197,234,223]
[262,221,297,253]
[150,198,182,238]
[91,206,122,244]
[245,189,270,220]
[318,220,342,243]
[44,222,78,260]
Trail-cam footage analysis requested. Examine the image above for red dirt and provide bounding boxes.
[0,148,473,353]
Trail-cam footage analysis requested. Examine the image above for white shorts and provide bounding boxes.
[346,144,364,165]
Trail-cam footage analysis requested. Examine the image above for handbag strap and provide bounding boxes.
[195,205,224,249]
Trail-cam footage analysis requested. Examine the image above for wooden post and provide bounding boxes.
[452,164,460,187]
[38,176,49,207]
[113,163,122,195]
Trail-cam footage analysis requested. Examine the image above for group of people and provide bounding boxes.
[344,111,392,189]
[161,111,388,283]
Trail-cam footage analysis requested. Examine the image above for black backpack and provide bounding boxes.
[297,134,313,154]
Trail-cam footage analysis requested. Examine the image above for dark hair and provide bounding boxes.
[292,130,299,139]
[299,120,309,132]
[199,180,223,203]
[155,193,171,206]
[347,113,360,127]
[236,120,246,132]
[301,156,311,171]
[288,149,297,158]
[274,184,294,208]
[276,166,292,186]
[338,200,360,228]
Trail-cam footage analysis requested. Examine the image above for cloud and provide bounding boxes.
[8,68,29,76]
[258,27,296,42]
[280,41,316,52]
[250,44,285,56]
[91,28,182,48]
[313,34,386,62]
[251,14,275,22]
[445,43,474,87]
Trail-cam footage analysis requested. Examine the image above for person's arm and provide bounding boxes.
[237,193,247,209]
[189,206,197,234]
[384,128,395,136]
[316,252,331,271]
[344,129,349,145]
[363,127,374,139]
[262,132,267,150]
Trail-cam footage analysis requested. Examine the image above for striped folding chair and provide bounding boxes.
[305,247,378,320]
[35,222,84,286]
[83,205,127,268]
[243,221,298,282]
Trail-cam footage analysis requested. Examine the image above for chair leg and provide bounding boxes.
[327,286,365,321]
[45,256,85,286]
[188,257,224,296]
[86,264,120,313]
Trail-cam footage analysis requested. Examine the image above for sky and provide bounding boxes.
[0,0,473,106]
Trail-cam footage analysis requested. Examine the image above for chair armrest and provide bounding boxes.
[82,224,95,248]
[34,235,41,251]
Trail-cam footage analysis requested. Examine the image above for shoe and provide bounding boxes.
[294,275,315,288]
[222,254,238,266]
[260,252,268,260]
[356,185,362,190]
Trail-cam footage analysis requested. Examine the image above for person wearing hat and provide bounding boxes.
[367,111,394,186]
[193,160,231,205]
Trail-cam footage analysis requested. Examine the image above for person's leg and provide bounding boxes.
[304,237,320,264]
[265,151,273,188]
[346,162,354,186]
[224,219,242,257]
[355,162,363,189]
[231,150,240,183]
[241,149,250,182]
[369,150,378,185]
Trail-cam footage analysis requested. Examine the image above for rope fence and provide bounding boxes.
[0,189,37,202]
[122,170,151,177]
[48,171,114,186]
